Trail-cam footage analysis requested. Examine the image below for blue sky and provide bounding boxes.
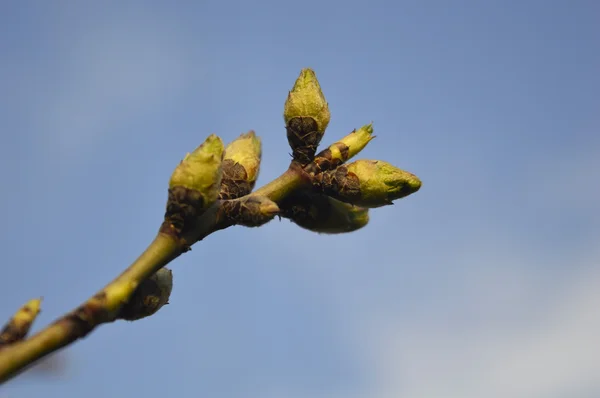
[1,1,599,397]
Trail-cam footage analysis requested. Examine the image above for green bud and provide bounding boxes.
[280,191,369,234]
[220,196,280,227]
[0,298,42,346]
[284,68,331,165]
[313,160,421,207]
[169,134,224,196]
[165,135,224,234]
[306,123,375,174]
[118,268,173,321]
[220,131,262,200]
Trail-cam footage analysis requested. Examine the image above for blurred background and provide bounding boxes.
[1,1,598,397]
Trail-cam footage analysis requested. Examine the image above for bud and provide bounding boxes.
[119,268,173,321]
[280,191,369,234]
[219,131,262,200]
[165,135,224,234]
[313,160,421,207]
[169,134,224,196]
[284,68,331,165]
[306,123,375,174]
[0,298,42,345]
[220,196,280,227]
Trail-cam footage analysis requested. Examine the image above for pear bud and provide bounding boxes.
[306,123,375,174]
[313,160,421,207]
[220,196,280,227]
[169,134,224,199]
[220,131,262,200]
[0,298,42,345]
[119,268,173,321]
[280,191,369,234]
[284,68,330,165]
[165,134,224,234]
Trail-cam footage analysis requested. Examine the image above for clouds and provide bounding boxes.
[359,250,600,398]
[269,230,600,398]
[247,244,600,398]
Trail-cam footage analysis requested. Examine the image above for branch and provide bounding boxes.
[0,68,421,384]
[0,166,302,383]
[0,234,180,382]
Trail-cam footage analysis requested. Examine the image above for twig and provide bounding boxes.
[0,166,302,383]
[0,68,421,384]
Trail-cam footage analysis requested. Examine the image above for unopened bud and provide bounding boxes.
[281,191,369,234]
[313,160,421,207]
[165,135,224,234]
[169,134,224,198]
[220,131,262,199]
[284,68,330,164]
[0,298,42,345]
[220,196,280,227]
[307,123,375,174]
[119,268,173,321]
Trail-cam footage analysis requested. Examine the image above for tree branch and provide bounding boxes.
[0,165,306,383]
[0,68,421,384]
[0,233,181,382]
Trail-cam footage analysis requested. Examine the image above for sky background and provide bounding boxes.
[1,1,599,397]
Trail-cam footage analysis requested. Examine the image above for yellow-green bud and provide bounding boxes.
[119,268,173,321]
[220,131,262,199]
[165,135,224,235]
[313,160,421,207]
[307,123,375,174]
[169,134,224,199]
[284,68,331,165]
[220,196,280,227]
[281,192,369,234]
[0,298,42,345]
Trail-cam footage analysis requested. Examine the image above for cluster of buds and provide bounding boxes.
[0,67,423,386]
[281,69,421,231]
[164,68,421,240]
[165,131,279,240]
[155,67,421,316]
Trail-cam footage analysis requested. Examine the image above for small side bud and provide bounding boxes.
[284,68,331,165]
[165,135,224,235]
[220,196,280,227]
[0,298,42,346]
[118,268,173,321]
[313,160,421,207]
[306,123,375,174]
[220,131,262,200]
[280,191,369,234]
